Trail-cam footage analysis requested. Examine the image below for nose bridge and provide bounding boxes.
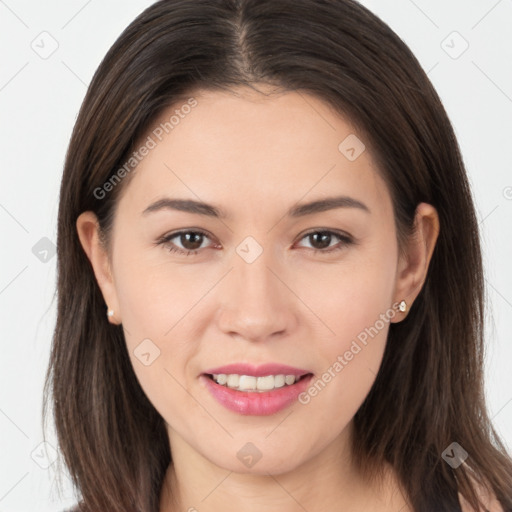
[236,243,278,303]
[216,237,295,341]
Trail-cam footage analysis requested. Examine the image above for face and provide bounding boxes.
[78,85,437,476]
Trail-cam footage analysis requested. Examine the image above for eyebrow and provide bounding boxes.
[142,195,371,219]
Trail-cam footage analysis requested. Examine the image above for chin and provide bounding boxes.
[203,444,307,476]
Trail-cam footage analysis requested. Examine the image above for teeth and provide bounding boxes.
[285,375,295,385]
[274,374,285,388]
[227,374,239,388]
[216,373,227,385]
[211,374,300,392]
[239,375,257,390]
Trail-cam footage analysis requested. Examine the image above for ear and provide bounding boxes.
[391,202,440,323]
[76,211,121,325]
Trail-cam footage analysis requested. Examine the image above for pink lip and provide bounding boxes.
[200,363,314,416]
[203,363,310,378]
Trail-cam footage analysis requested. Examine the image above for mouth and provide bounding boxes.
[200,364,314,415]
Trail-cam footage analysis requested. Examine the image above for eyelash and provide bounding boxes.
[155,229,355,257]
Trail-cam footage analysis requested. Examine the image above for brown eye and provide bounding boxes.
[157,230,213,256]
[297,230,354,253]
[176,232,204,251]
[307,232,334,250]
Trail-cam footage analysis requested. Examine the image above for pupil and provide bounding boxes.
[182,232,203,250]
[311,232,331,249]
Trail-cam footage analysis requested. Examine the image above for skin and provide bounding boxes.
[77,85,439,512]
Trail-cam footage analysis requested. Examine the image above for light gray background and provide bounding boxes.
[0,1,511,510]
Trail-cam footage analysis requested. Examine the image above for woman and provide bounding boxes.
[43,0,512,511]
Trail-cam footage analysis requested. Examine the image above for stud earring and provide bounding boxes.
[398,300,407,312]
[107,308,114,318]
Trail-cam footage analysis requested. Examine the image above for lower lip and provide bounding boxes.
[200,374,314,416]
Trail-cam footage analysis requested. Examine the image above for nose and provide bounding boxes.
[215,246,298,343]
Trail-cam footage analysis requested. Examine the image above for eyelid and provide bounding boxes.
[156,228,216,249]
[297,227,354,241]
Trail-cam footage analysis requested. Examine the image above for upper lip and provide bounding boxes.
[203,363,312,377]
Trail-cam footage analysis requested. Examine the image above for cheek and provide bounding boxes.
[115,266,196,418]
[301,245,396,347]
[296,242,396,405]
[111,248,207,407]
[112,246,200,340]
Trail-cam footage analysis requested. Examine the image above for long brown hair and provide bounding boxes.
[42,1,512,511]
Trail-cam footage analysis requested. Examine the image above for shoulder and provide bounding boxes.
[458,473,505,512]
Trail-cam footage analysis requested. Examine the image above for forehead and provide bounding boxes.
[117,86,391,222]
